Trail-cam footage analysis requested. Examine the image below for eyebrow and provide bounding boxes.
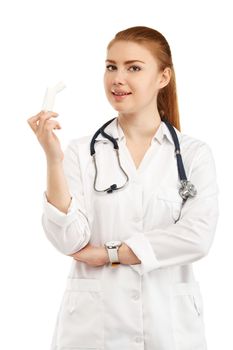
[105,59,145,64]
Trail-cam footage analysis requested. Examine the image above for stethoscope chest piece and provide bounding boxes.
[179,180,197,200]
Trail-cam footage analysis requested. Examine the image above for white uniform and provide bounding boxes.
[42,117,219,350]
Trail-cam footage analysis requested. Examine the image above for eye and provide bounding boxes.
[106,64,116,71]
[128,65,141,72]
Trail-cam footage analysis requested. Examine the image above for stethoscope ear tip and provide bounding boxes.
[106,184,117,194]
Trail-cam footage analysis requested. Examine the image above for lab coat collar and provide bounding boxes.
[94,117,181,145]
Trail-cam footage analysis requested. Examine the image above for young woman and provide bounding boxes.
[27,26,219,350]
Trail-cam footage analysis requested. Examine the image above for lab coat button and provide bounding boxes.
[135,335,144,343]
[132,292,140,300]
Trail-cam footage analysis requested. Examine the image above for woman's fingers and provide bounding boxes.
[27,110,64,162]
[27,110,59,134]
[27,111,43,132]
[37,111,59,135]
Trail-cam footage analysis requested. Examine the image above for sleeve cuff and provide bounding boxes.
[124,234,160,275]
[42,191,87,227]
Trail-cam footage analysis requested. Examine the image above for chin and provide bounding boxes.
[110,103,134,113]
[113,107,130,114]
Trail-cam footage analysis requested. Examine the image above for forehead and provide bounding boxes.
[106,40,155,63]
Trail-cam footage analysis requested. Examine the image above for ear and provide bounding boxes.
[158,67,172,89]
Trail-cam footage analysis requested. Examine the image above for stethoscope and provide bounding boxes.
[90,116,197,205]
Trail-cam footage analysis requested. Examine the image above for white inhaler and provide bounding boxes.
[41,81,66,112]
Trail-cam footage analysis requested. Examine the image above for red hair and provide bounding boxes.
[107,26,181,131]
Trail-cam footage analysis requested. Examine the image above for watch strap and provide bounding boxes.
[111,261,120,267]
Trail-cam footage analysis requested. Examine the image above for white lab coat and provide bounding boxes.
[42,117,219,350]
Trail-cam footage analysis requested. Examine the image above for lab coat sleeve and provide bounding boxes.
[124,142,219,276]
[41,139,91,255]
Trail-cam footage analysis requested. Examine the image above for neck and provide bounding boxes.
[117,108,162,142]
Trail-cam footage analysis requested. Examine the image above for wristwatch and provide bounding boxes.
[104,240,122,267]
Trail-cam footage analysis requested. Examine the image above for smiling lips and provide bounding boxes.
[111,90,132,99]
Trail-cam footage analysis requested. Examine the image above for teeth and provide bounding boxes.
[113,92,129,96]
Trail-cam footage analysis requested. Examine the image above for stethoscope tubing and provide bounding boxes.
[90,116,197,200]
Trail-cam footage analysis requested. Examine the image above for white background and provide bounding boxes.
[0,0,232,349]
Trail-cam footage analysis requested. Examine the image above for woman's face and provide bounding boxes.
[103,40,168,114]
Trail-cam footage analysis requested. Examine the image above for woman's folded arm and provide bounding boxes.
[124,143,220,276]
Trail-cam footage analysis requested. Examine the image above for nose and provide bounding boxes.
[112,67,127,85]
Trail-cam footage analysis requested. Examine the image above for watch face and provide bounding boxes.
[105,240,122,248]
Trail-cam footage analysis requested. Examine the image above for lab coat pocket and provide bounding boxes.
[156,187,183,223]
[56,277,104,350]
[171,281,207,350]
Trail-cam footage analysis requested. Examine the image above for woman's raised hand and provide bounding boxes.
[27,110,64,163]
